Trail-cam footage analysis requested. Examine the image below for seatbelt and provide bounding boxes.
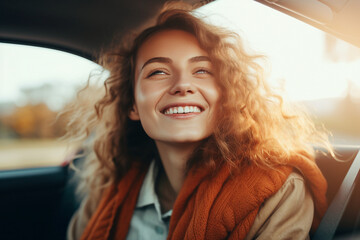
[313,150,360,240]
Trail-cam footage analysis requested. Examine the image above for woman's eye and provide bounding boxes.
[195,69,212,75]
[148,70,167,77]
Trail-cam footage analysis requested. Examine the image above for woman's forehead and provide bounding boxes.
[136,29,208,63]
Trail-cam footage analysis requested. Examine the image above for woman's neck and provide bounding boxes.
[154,141,199,213]
[155,141,197,194]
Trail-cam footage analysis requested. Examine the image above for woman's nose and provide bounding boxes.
[169,74,196,96]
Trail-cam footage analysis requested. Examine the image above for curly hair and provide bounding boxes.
[64,2,332,211]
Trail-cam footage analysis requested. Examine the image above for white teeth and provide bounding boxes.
[184,106,189,113]
[163,106,202,115]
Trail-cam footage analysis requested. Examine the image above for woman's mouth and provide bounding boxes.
[161,105,203,115]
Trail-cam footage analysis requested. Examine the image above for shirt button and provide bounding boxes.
[155,226,164,234]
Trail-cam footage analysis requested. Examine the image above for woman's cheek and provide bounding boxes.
[135,80,165,114]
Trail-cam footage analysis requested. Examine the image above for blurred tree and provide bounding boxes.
[1,103,66,138]
[0,81,104,140]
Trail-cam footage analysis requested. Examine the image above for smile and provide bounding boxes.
[162,105,202,115]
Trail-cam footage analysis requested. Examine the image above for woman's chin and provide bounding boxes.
[155,135,208,146]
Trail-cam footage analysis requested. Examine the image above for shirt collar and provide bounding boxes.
[137,160,158,208]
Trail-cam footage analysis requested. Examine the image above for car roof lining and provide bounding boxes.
[0,0,205,60]
[3,0,359,61]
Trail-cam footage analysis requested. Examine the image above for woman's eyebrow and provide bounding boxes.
[141,57,172,70]
[189,56,211,63]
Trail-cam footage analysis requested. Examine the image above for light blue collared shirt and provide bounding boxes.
[126,161,172,240]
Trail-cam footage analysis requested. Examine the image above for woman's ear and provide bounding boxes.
[129,105,140,120]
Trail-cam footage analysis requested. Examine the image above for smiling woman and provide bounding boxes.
[130,30,219,146]
[65,2,333,240]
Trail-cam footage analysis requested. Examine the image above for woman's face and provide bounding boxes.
[130,30,220,145]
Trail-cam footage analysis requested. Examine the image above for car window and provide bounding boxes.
[0,43,99,170]
[198,0,360,145]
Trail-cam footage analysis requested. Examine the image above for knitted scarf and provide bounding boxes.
[81,156,327,240]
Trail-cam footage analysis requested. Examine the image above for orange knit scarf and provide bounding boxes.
[81,156,327,240]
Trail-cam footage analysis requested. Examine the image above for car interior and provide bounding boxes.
[1,0,360,239]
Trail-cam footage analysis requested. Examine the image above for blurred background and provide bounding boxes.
[0,44,99,169]
[1,0,360,170]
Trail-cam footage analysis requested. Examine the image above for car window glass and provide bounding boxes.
[198,0,360,145]
[0,43,99,170]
